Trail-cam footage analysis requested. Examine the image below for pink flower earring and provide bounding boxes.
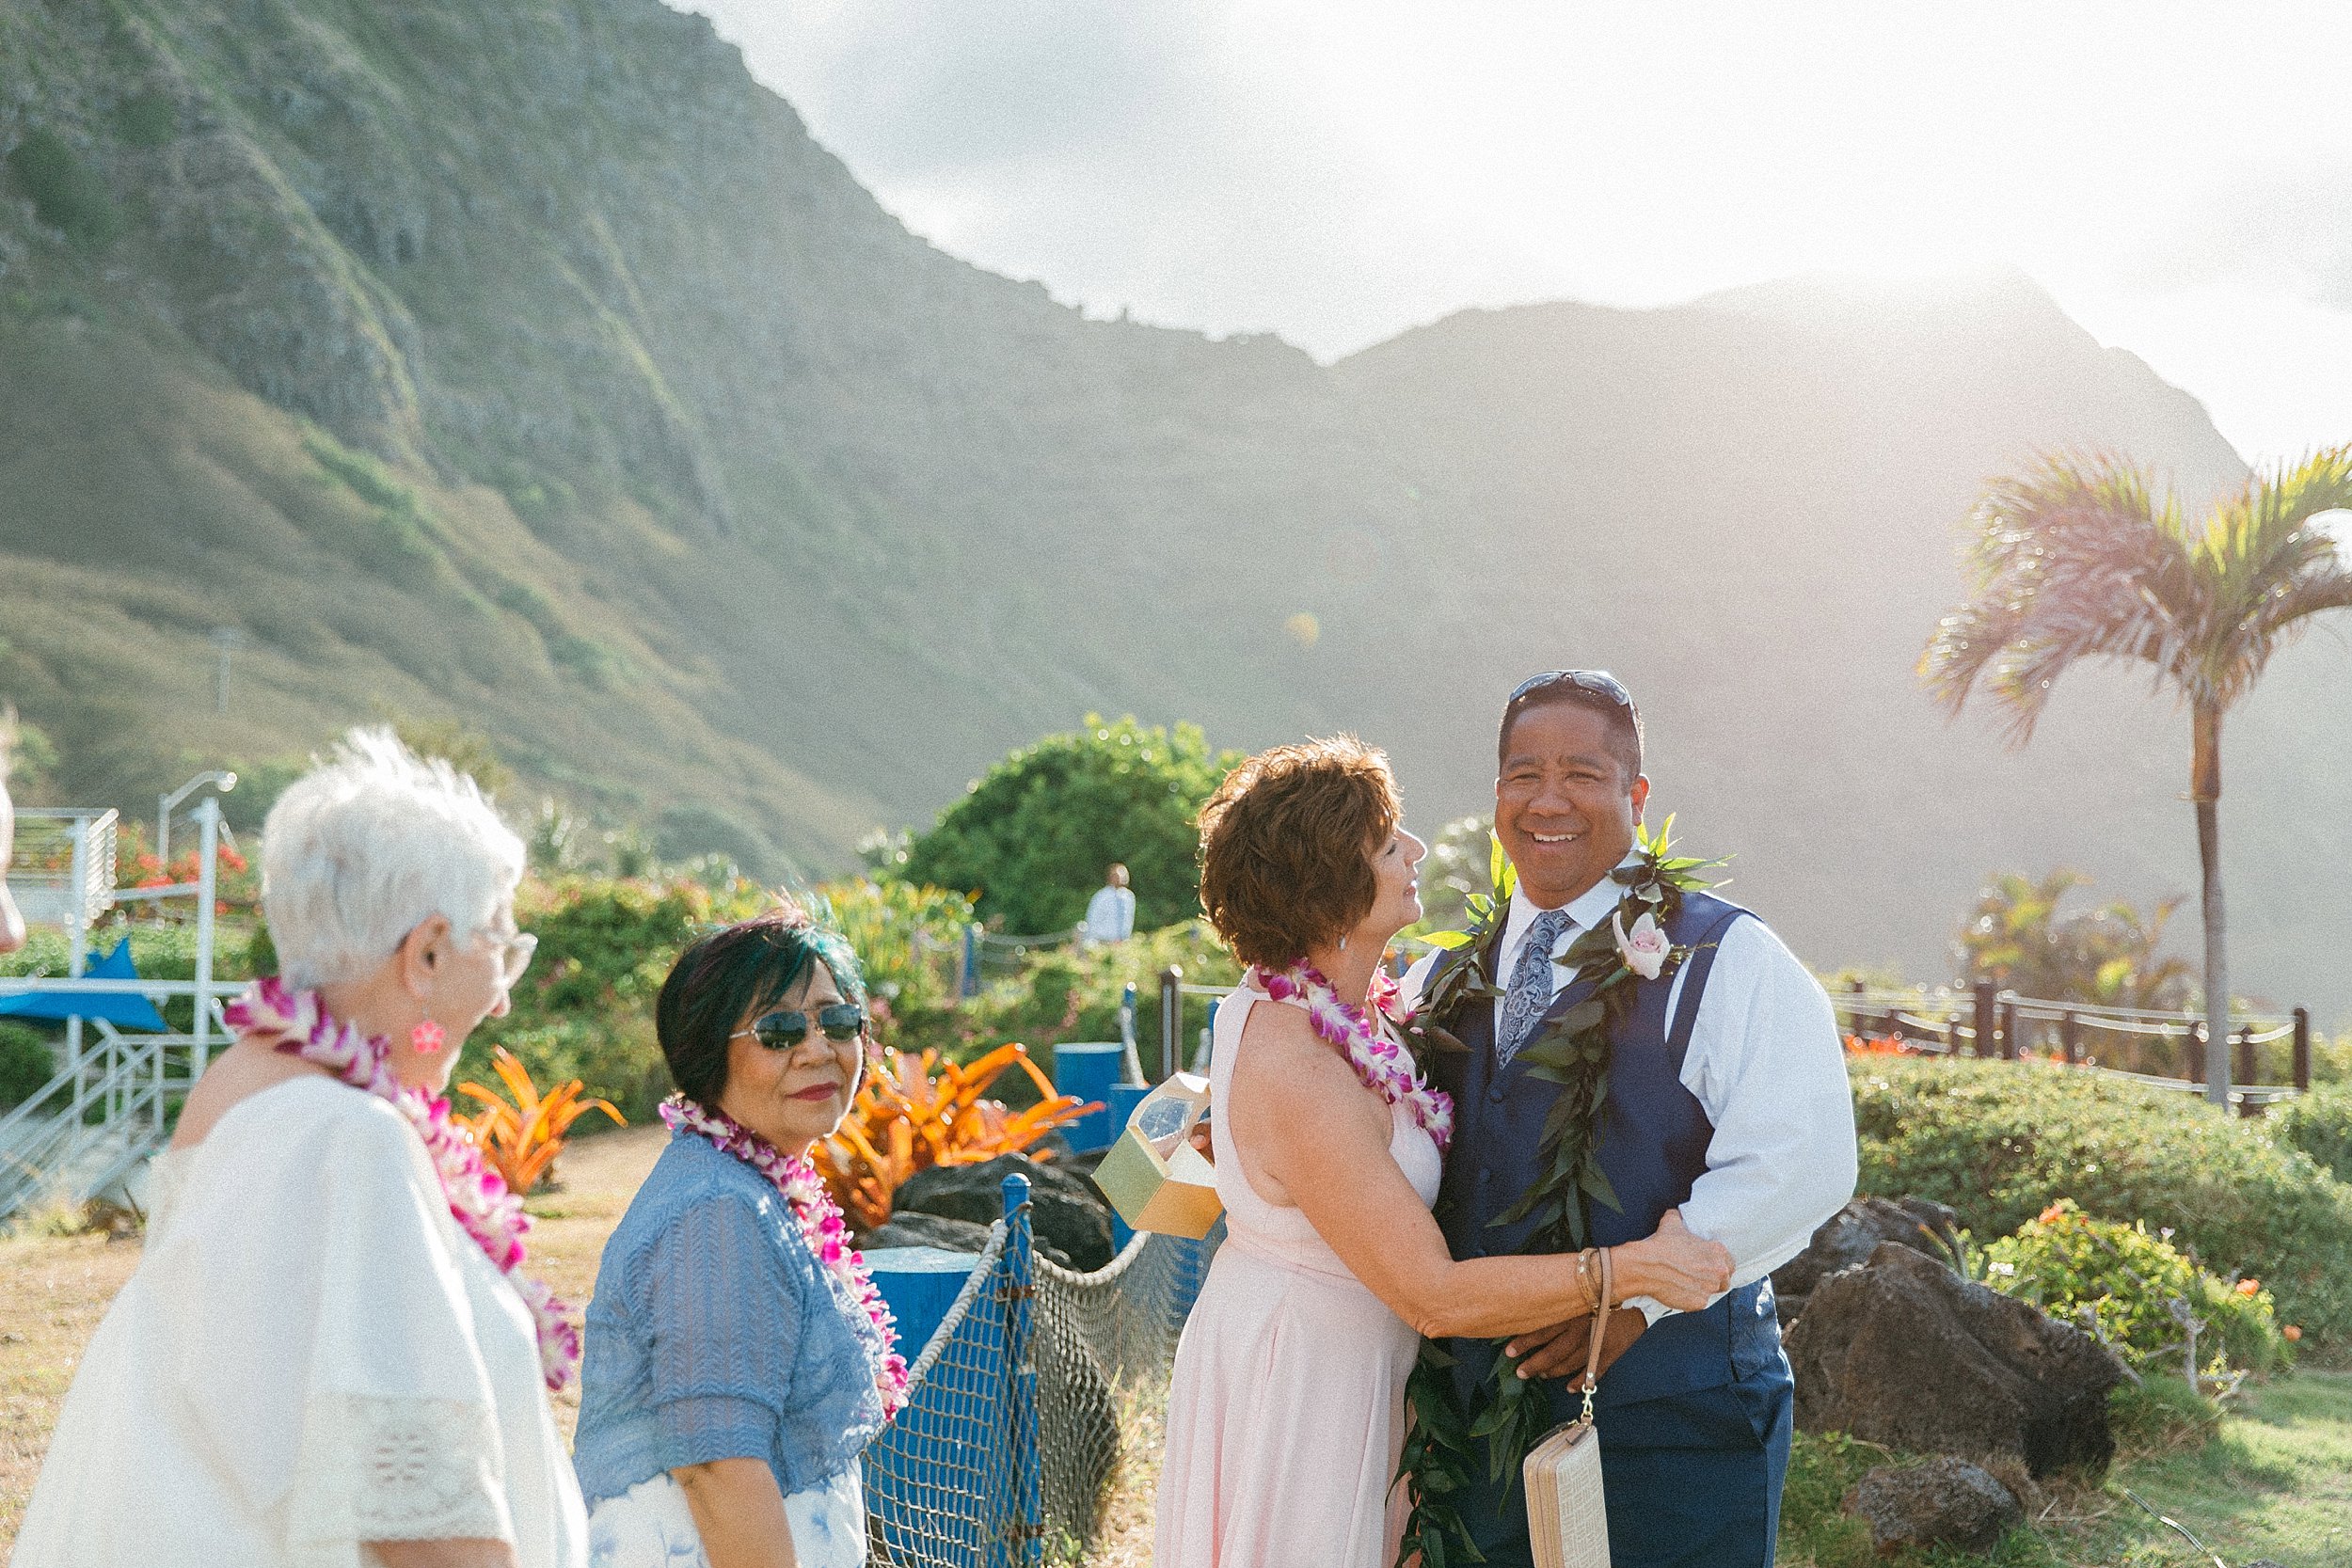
[411,1020,446,1056]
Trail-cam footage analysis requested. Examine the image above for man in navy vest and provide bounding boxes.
[1404,671,1856,1568]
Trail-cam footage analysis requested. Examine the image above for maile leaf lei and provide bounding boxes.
[1393,818,1724,1568]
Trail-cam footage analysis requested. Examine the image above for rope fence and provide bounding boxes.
[1836,983,2319,1115]
[861,1174,1222,1566]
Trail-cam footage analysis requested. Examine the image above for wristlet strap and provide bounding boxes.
[1580,1246,1613,1423]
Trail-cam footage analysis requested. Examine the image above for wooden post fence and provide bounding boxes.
[1156,967,1183,1083]
[1973,980,1996,1060]
[2060,1009,2079,1066]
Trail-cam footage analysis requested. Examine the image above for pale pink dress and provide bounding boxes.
[1154,981,1445,1568]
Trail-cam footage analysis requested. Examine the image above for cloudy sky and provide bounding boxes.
[684,0,2352,466]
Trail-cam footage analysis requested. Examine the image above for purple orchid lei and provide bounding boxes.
[658,1094,912,1418]
[1248,962,1454,1155]
[220,976,582,1390]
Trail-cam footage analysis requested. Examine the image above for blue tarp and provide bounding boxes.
[0,939,169,1030]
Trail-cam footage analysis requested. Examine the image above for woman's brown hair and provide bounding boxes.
[1197,736,1403,970]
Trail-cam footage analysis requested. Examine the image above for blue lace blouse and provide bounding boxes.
[572,1131,886,1507]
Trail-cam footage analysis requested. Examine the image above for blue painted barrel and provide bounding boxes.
[1053,1041,1126,1153]
[865,1245,985,1363]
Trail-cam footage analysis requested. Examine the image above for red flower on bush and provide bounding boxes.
[2039,1202,2068,1226]
[1844,1033,1917,1057]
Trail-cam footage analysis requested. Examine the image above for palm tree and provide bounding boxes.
[1956,867,2193,1010]
[1921,448,2352,1104]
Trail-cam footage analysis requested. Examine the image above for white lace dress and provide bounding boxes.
[10,1075,589,1568]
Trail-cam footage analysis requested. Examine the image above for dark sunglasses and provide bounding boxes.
[735,1003,868,1050]
[1506,669,1635,710]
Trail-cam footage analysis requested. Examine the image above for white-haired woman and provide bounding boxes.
[13,728,589,1568]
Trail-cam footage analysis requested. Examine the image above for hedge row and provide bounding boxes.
[1852,1057,2352,1341]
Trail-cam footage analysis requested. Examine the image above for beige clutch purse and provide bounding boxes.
[1522,1247,1613,1568]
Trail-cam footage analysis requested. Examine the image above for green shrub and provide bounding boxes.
[813,877,975,1025]
[469,870,1236,1123]
[0,1022,56,1106]
[2271,1083,2352,1186]
[1984,1199,2288,1376]
[2310,1029,2352,1085]
[0,921,260,1034]
[902,920,1239,1093]
[472,872,771,1120]
[7,129,120,247]
[898,715,1240,935]
[1852,1056,2352,1341]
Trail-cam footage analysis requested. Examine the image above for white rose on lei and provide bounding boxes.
[1612,909,1671,980]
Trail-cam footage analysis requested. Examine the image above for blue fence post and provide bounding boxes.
[962,923,983,999]
[998,1173,1043,1568]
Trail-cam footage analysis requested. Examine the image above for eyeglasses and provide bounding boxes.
[481,928,537,986]
[735,1003,868,1051]
[1506,669,1635,710]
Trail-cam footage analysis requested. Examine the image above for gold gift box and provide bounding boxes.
[1095,1072,1223,1239]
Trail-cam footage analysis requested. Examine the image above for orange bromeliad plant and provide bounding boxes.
[456,1046,627,1196]
[815,1043,1099,1229]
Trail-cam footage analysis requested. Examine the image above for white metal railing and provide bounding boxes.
[6,808,118,932]
[0,798,234,1221]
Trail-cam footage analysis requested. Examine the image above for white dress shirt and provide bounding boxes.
[1082,884,1136,943]
[1405,864,1858,1323]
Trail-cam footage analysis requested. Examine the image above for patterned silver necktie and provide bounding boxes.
[1497,906,1574,1068]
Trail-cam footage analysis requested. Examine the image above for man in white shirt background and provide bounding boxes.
[1080,863,1136,945]
[1403,670,1857,1568]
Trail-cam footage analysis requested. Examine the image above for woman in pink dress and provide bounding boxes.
[1155,737,1732,1568]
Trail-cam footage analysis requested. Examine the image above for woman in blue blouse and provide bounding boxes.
[574,910,903,1568]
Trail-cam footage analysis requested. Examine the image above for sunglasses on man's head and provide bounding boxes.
[736,1003,868,1051]
[1506,669,1635,710]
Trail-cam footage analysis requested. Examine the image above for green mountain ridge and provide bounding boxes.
[3,0,2346,1021]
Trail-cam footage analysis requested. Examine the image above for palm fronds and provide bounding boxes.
[1919,451,2196,743]
[1921,447,2352,737]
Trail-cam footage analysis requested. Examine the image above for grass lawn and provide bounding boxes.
[1779,1372,2352,1566]
[6,1122,2349,1565]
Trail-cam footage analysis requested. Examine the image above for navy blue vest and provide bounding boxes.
[1429,890,1786,1416]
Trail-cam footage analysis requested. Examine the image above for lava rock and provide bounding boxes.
[858,1212,993,1255]
[1849,1457,2024,1554]
[1786,1243,2130,1477]
[893,1153,1116,1272]
[1772,1196,1964,1325]
[1036,1310,1120,1541]
[860,1209,1074,1269]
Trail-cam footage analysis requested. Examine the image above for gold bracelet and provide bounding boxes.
[1577,1247,1602,1312]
